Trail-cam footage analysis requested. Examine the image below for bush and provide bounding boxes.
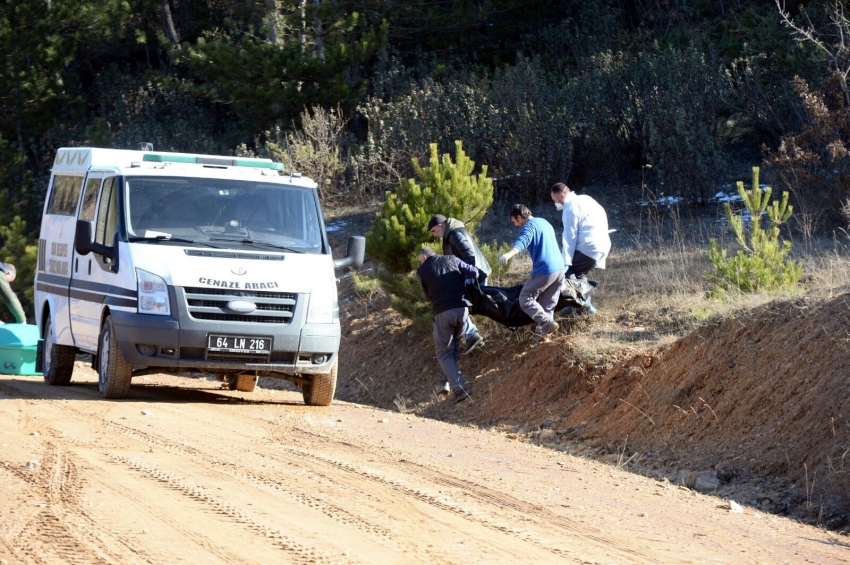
[763,74,850,234]
[359,55,573,203]
[706,167,802,296]
[568,47,728,199]
[366,141,494,325]
[85,69,224,153]
[366,141,494,273]
[254,106,358,204]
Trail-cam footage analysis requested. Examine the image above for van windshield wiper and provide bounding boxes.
[207,237,305,253]
[129,235,220,248]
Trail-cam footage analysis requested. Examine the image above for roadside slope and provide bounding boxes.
[337,291,850,529]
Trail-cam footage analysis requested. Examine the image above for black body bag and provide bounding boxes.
[468,278,596,329]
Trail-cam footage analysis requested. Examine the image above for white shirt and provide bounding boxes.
[560,192,611,269]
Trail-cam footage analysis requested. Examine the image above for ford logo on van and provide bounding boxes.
[226,300,256,314]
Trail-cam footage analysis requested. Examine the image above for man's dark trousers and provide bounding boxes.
[566,249,597,282]
[433,307,468,392]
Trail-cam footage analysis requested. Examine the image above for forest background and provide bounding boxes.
[2,0,850,313]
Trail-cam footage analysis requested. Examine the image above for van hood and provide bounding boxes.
[128,244,333,293]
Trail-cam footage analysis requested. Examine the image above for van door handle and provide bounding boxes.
[88,259,91,275]
[75,258,78,273]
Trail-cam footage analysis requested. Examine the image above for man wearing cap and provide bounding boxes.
[0,262,26,324]
[550,183,611,315]
[416,247,476,403]
[498,204,565,343]
[426,214,490,356]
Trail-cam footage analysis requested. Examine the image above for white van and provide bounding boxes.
[34,147,364,405]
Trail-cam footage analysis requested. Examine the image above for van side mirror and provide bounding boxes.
[333,235,365,270]
[74,219,114,260]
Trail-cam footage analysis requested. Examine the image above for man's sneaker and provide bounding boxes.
[585,305,597,315]
[532,319,559,343]
[438,381,451,395]
[454,388,472,403]
[461,332,484,356]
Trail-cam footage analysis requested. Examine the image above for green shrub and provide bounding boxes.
[366,141,493,273]
[706,167,802,296]
[366,141,494,325]
[359,55,573,203]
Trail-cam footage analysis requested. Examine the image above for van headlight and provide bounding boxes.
[306,282,338,324]
[137,269,171,316]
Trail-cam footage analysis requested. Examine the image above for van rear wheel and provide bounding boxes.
[302,359,337,406]
[42,316,75,386]
[228,374,257,392]
[98,316,132,399]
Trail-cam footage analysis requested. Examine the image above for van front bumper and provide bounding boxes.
[110,307,340,377]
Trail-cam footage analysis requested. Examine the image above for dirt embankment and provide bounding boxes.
[337,290,850,529]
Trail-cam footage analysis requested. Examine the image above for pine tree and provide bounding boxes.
[707,167,802,296]
[366,141,494,273]
[364,140,494,328]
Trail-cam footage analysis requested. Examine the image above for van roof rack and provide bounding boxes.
[142,153,284,171]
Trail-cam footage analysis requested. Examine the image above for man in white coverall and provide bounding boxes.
[550,183,611,315]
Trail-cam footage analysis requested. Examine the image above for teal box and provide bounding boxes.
[0,323,42,376]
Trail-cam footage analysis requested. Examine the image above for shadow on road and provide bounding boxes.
[0,376,313,408]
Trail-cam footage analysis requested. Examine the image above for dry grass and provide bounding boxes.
[331,191,850,364]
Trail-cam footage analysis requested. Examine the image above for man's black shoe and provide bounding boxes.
[461,333,484,356]
[454,388,472,403]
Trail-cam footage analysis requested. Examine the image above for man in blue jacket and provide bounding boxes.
[498,204,565,343]
[416,247,478,403]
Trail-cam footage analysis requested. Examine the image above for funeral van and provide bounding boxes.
[34,147,364,405]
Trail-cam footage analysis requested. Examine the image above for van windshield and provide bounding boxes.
[125,176,324,253]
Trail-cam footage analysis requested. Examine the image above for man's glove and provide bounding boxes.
[498,253,511,267]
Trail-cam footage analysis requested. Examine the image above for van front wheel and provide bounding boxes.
[98,316,132,399]
[302,358,337,406]
[42,315,75,386]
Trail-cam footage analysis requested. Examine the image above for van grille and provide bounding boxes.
[183,287,296,324]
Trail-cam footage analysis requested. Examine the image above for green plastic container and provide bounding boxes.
[0,323,42,376]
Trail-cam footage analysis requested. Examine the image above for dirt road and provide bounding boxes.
[0,366,846,564]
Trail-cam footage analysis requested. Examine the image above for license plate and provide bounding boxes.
[207,334,272,354]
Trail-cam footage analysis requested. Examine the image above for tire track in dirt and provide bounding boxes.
[82,396,576,559]
[23,390,591,561]
[273,426,665,564]
[1,444,153,565]
[0,380,400,549]
[44,385,647,562]
[110,455,352,565]
[102,419,393,540]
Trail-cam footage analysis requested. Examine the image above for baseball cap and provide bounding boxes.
[427,214,447,231]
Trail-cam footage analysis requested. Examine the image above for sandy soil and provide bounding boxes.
[0,363,847,564]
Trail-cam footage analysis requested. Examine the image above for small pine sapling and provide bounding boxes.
[706,167,802,296]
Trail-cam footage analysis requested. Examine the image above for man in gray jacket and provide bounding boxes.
[427,214,490,356]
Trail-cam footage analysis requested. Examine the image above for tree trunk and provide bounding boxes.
[161,0,180,48]
[313,0,324,60]
[264,0,280,45]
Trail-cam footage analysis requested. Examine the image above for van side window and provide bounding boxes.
[79,177,102,221]
[95,177,117,246]
[47,175,84,216]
